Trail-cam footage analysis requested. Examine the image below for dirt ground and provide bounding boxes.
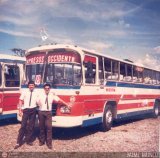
[0,115,159,157]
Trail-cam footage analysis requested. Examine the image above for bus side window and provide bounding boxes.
[98,56,104,84]
[85,61,95,84]
[104,58,111,80]
[152,71,157,84]
[0,65,2,86]
[158,72,160,85]
[143,68,152,84]
[120,62,126,81]
[125,64,132,82]
[112,60,119,80]
[5,65,20,87]
[156,71,160,85]
[133,66,144,83]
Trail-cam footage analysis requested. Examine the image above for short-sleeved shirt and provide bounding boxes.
[20,89,39,109]
[38,91,60,111]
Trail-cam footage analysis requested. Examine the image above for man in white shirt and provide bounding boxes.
[37,83,69,149]
[14,81,38,149]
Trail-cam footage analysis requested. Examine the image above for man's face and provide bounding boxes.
[44,86,50,94]
[28,84,35,91]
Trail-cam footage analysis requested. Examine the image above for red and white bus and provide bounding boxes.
[0,54,25,120]
[20,44,160,131]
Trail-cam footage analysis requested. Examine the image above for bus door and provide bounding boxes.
[2,64,20,113]
[82,55,102,125]
[0,64,2,114]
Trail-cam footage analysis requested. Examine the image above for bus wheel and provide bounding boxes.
[100,105,113,132]
[153,104,159,118]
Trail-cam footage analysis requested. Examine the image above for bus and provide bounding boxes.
[0,54,25,120]
[19,44,160,131]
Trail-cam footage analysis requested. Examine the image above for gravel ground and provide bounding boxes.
[0,116,159,154]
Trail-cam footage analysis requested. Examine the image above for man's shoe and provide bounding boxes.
[14,144,21,149]
[47,145,52,149]
[26,142,33,146]
[39,142,45,146]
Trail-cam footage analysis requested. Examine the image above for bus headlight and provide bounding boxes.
[60,106,71,114]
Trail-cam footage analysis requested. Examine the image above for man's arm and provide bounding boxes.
[18,91,25,116]
[53,95,71,109]
[18,99,23,108]
[18,99,23,117]
[58,98,70,108]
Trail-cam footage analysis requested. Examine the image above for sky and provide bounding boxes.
[0,0,160,70]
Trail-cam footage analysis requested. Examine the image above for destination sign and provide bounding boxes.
[48,55,75,63]
[47,52,80,63]
[26,53,45,64]
[26,51,80,64]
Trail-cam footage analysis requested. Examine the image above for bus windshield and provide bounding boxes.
[26,64,44,83]
[44,63,81,86]
[25,49,82,87]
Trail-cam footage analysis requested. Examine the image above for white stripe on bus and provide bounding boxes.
[2,110,18,114]
[118,99,155,104]
[117,106,153,114]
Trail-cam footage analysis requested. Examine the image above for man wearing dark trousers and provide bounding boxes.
[37,83,69,149]
[14,81,38,149]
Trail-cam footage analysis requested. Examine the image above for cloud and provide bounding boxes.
[154,46,160,53]
[83,41,113,53]
[77,0,142,20]
[0,0,141,25]
[0,0,144,41]
[0,0,159,65]
[0,0,8,3]
[118,20,130,28]
[137,53,160,71]
[49,35,74,45]
[0,1,50,26]
[81,28,129,40]
[0,15,34,26]
[0,28,39,38]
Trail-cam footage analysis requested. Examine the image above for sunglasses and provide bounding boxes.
[44,87,50,90]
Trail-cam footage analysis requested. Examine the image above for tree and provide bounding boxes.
[11,48,26,57]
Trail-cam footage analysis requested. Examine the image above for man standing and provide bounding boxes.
[37,83,69,149]
[14,81,38,149]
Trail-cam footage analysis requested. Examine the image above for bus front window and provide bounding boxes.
[45,63,81,86]
[26,64,44,84]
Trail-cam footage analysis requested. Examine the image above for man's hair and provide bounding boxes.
[43,83,51,88]
[28,80,35,86]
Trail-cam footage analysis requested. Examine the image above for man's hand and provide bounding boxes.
[18,108,23,117]
[67,103,73,109]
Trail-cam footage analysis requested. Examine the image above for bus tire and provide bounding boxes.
[100,105,113,132]
[152,103,159,118]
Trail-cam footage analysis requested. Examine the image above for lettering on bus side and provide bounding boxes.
[106,88,116,92]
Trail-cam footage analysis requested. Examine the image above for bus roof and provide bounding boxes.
[26,43,160,72]
[26,44,96,54]
[0,54,26,63]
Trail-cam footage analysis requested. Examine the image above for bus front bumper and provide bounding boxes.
[52,116,83,127]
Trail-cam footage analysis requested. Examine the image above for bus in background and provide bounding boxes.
[0,54,25,120]
[19,44,160,131]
